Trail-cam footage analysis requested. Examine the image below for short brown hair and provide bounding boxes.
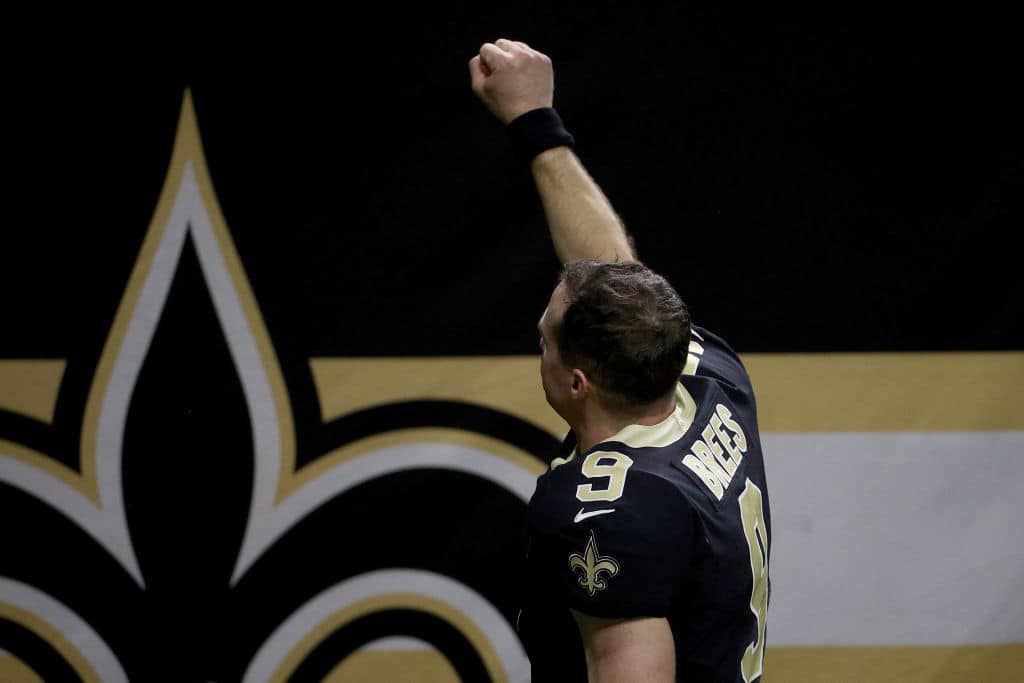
[556,260,691,408]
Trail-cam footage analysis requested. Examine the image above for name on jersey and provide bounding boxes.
[680,403,748,501]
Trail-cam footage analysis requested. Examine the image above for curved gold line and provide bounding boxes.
[78,89,297,506]
[0,604,102,683]
[269,594,508,683]
[0,651,45,683]
[0,439,83,495]
[78,92,196,502]
[180,96,297,504]
[322,648,458,683]
[285,427,546,495]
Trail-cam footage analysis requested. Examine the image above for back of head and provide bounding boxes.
[556,260,691,411]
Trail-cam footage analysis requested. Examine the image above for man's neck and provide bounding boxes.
[572,392,677,454]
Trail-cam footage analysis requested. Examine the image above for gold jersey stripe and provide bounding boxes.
[744,351,1024,432]
[766,644,1024,681]
[0,360,66,424]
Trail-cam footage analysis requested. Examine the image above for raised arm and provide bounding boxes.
[469,39,636,264]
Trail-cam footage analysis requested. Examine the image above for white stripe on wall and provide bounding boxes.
[765,431,1024,646]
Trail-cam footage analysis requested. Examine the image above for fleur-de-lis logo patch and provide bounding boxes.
[569,531,620,596]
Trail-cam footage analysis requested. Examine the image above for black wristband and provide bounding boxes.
[506,107,575,162]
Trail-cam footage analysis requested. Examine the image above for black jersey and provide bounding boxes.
[519,326,771,682]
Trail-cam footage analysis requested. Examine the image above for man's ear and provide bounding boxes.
[570,369,590,399]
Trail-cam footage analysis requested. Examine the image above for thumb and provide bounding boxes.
[468,55,490,94]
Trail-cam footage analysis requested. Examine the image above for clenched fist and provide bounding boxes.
[469,39,555,124]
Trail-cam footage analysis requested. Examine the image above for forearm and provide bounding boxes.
[468,39,636,265]
[531,147,636,265]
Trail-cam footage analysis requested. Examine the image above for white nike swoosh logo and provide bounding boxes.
[574,508,616,523]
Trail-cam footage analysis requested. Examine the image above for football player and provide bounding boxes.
[470,39,772,682]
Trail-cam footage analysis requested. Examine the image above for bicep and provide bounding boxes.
[571,610,675,683]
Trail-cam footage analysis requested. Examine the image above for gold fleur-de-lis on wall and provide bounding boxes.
[569,531,620,597]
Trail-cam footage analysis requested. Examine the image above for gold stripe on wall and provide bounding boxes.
[0,360,66,423]
[309,357,565,437]
[287,427,545,493]
[766,644,1024,682]
[310,352,1024,436]
[744,352,1024,432]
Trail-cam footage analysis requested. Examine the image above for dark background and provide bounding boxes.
[4,4,1021,359]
